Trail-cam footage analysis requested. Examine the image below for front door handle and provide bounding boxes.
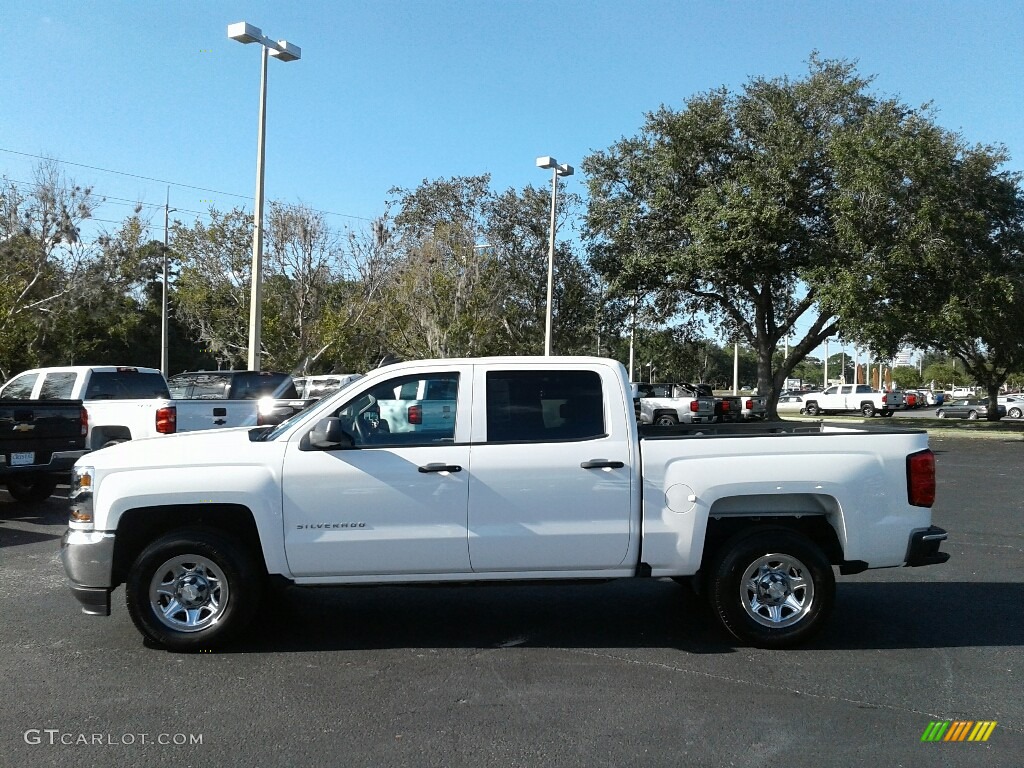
[418,463,463,473]
[580,459,624,469]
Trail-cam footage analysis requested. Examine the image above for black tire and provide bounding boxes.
[126,529,263,652]
[1009,407,1022,419]
[804,402,820,417]
[101,439,128,449]
[881,410,894,417]
[707,528,835,648]
[936,410,945,419]
[654,413,679,427]
[967,410,979,420]
[5,475,59,503]
[860,402,876,417]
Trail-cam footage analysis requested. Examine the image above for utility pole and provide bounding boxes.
[161,189,176,378]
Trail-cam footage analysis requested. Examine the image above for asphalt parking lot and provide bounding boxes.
[1,436,1021,768]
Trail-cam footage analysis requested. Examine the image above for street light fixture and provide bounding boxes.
[228,21,301,371]
[536,156,573,356]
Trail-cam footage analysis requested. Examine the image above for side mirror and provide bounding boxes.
[306,417,355,450]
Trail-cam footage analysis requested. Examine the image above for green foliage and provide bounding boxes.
[890,366,923,390]
[581,53,1024,416]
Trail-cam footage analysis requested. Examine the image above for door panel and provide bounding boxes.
[283,366,472,577]
[467,366,633,572]
[283,445,471,577]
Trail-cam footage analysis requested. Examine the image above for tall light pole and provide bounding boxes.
[536,156,573,356]
[228,21,301,371]
[161,189,176,378]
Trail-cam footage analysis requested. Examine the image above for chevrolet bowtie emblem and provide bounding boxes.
[13,424,35,432]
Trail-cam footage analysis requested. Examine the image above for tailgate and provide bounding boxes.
[0,399,86,470]
[173,400,260,432]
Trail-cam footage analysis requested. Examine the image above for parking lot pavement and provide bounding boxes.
[1,438,1021,767]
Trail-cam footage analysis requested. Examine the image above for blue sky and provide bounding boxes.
[4,0,1023,354]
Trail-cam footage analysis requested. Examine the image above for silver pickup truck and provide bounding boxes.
[167,370,317,430]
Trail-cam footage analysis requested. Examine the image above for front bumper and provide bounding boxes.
[60,528,115,616]
[905,525,950,567]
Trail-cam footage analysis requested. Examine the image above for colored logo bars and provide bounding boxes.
[921,721,997,742]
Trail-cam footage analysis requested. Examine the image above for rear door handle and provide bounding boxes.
[418,463,463,473]
[580,459,624,469]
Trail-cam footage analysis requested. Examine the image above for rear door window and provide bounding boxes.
[486,370,605,442]
[39,372,78,399]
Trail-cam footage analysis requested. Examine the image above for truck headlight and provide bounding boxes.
[69,466,95,527]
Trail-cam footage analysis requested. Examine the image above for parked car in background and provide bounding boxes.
[293,373,363,401]
[632,382,715,425]
[167,370,316,430]
[801,384,904,417]
[998,395,1024,419]
[736,394,768,421]
[0,397,87,503]
[935,398,1005,420]
[776,392,809,413]
[0,366,175,450]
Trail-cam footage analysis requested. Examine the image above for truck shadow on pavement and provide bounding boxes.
[0,496,67,548]
[218,578,1024,655]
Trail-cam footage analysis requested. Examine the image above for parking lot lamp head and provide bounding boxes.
[228,21,302,371]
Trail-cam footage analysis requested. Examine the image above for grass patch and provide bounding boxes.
[781,414,1024,439]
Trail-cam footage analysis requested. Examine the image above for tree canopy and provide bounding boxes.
[582,53,1024,416]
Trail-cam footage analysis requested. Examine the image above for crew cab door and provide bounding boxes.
[466,364,635,572]
[282,366,473,577]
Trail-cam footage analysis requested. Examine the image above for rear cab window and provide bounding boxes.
[85,371,170,399]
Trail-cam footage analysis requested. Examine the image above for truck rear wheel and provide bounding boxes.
[861,402,876,417]
[126,529,263,652]
[803,402,820,417]
[654,413,679,427]
[707,528,835,648]
[5,475,59,503]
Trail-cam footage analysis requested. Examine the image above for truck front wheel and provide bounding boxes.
[126,529,263,652]
[707,528,835,648]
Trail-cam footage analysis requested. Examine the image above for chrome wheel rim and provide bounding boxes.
[149,555,229,632]
[740,553,814,628]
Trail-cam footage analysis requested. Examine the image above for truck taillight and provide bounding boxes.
[907,449,935,507]
[81,407,89,436]
[156,406,177,434]
[408,404,422,425]
[882,394,888,404]
[690,400,700,412]
[744,399,753,409]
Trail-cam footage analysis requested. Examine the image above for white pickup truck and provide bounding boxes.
[801,384,905,418]
[61,356,948,651]
[633,382,716,425]
[0,366,176,450]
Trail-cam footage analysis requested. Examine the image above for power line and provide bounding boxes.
[0,147,375,223]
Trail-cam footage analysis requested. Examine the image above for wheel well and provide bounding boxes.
[652,409,678,421]
[700,515,845,570]
[89,425,131,450]
[111,504,265,586]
